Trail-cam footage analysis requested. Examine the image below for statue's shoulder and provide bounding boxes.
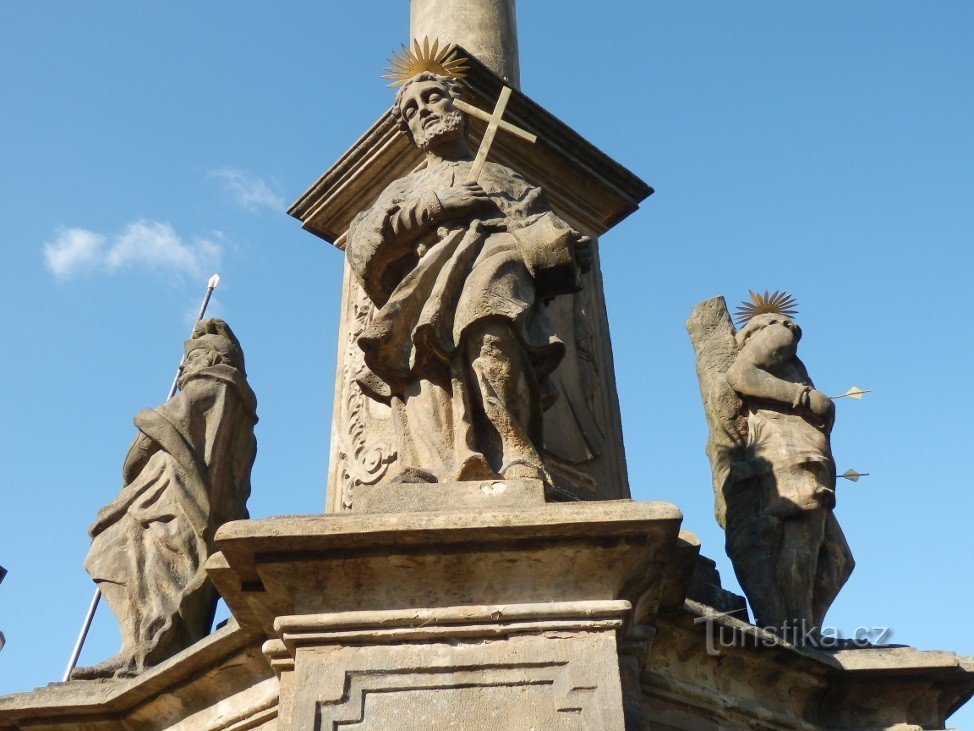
[374,173,417,205]
[358,169,426,215]
[482,160,534,190]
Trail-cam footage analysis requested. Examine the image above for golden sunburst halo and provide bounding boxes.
[734,290,799,326]
[382,36,469,87]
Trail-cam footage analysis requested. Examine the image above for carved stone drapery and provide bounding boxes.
[330,258,611,510]
[332,270,397,511]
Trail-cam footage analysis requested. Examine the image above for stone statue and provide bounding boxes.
[686,294,854,637]
[344,70,591,486]
[72,318,257,679]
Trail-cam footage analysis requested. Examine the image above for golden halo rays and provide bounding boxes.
[734,290,799,326]
[382,36,469,87]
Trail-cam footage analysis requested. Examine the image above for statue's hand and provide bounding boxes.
[436,182,494,219]
[574,235,593,273]
[808,389,834,419]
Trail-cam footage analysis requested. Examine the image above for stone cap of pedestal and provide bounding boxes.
[208,500,684,639]
[278,600,628,648]
[287,46,653,244]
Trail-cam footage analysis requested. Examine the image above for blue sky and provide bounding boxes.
[1,2,972,724]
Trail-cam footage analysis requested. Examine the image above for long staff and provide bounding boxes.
[61,275,220,682]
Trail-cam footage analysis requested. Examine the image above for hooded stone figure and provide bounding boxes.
[72,318,257,679]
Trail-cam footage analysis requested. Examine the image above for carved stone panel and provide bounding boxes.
[280,627,626,730]
[327,266,397,512]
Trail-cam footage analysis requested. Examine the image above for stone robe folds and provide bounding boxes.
[346,159,579,480]
[84,362,257,672]
[741,407,832,476]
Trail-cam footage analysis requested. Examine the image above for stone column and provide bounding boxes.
[410,0,520,88]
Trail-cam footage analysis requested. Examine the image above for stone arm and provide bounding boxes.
[383,192,447,249]
[725,323,809,409]
[119,378,214,483]
[346,190,447,307]
[119,432,158,485]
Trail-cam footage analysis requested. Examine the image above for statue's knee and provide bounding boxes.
[468,320,520,364]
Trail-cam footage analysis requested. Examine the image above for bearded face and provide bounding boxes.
[397,79,465,152]
[412,108,464,151]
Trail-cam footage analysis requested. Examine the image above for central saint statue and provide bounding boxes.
[345,61,591,485]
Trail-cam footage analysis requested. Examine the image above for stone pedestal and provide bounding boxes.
[208,500,685,729]
[2,499,972,729]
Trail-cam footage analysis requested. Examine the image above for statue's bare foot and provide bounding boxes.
[70,652,138,681]
[456,454,497,481]
[389,467,438,484]
[500,460,546,481]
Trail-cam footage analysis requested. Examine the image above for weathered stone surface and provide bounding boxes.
[72,318,258,680]
[4,3,973,728]
[276,603,630,729]
[685,295,746,528]
[0,620,276,730]
[4,582,969,730]
[642,600,974,730]
[288,49,652,245]
[411,0,520,88]
[687,297,853,635]
[353,477,544,513]
[290,49,651,510]
[686,554,749,620]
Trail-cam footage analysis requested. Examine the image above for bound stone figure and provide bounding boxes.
[345,64,591,485]
[72,318,257,679]
[686,293,854,637]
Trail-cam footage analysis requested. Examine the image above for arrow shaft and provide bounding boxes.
[167,282,218,400]
[62,587,100,681]
[831,389,872,399]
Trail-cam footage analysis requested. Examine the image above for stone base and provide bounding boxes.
[3,501,972,729]
[209,500,685,729]
[352,478,545,514]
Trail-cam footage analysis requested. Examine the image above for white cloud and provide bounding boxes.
[43,228,107,279]
[210,168,284,213]
[43,220,222,281]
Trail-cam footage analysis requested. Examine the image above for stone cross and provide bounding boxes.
[453,87,537,183]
